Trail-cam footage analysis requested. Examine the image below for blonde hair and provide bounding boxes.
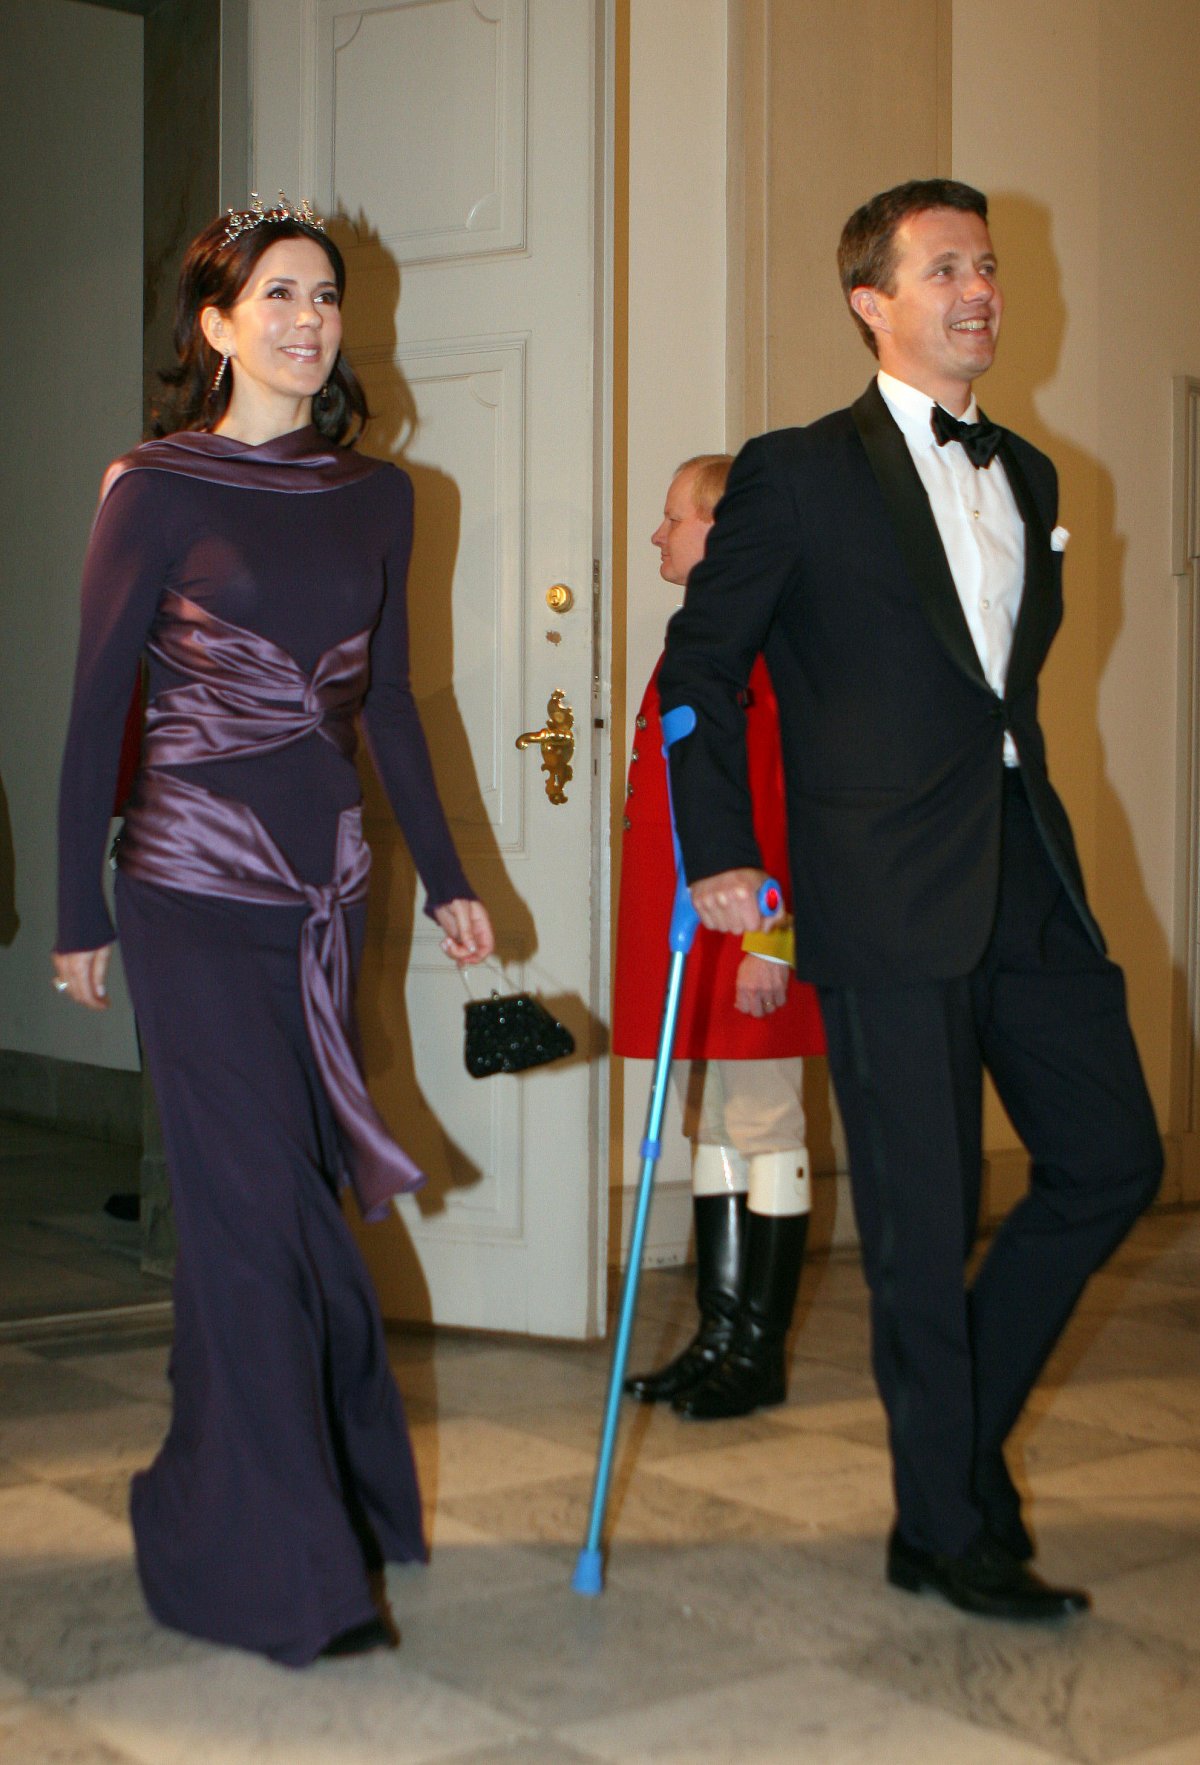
[676,453,734,519]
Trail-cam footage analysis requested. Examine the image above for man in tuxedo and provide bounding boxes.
[658,179,1162,1620]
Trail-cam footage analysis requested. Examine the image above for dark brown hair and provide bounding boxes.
[152,211,369,442]
[837,179,989,355]
[676,453,734,518]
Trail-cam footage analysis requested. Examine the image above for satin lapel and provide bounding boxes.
[995,435,1056,701]
[851,381,986,689]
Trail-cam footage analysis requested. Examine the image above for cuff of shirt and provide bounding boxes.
[740,926,795,966]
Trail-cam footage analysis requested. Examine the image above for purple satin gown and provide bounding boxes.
[57,426,473,1665]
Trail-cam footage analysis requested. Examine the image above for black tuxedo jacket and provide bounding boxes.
[659,379,1101,986]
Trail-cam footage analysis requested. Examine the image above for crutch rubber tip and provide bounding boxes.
[571,1549,604,1595]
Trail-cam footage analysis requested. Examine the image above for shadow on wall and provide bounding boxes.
[984,193,1170,1141]
[0,772,17,946]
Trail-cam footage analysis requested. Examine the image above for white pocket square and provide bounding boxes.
[1050,525,1070,552]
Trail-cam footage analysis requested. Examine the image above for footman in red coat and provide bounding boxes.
[612,454,825,1418]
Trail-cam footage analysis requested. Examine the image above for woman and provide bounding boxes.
[54,195,493,1665]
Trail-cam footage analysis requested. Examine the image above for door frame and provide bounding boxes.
[588,0,619,1331]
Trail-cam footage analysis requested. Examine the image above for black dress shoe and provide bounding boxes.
[886,1529,1090,1621]
[321,1616,396,1657]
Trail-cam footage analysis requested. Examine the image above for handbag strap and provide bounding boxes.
[458,958,512,1001]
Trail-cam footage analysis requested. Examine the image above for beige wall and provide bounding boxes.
[610,0,730,1260]
[729,0,949,439]
[0,0,143,1073]
[953,0,1200,1198]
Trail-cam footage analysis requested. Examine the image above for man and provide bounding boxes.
[658,180,1161,1619]
[612,455,825,1419]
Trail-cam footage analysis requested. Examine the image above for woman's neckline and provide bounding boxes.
[189,422,323,454]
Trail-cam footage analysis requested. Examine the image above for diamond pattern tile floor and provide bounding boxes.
[1,1118,1197,1763]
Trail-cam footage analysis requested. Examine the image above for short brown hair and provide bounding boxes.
[837,179,989,355]
[675,453,733,518]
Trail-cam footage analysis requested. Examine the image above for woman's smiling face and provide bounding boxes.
[204,235,343,420]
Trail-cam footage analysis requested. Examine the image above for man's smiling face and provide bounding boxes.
[853,206,1002,413]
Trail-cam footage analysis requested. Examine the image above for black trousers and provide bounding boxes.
[818,771,1162,1557]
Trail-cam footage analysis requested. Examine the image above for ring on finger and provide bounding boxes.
[52,978,69,994]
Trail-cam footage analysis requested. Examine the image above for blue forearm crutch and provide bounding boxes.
[572,704,781,1595]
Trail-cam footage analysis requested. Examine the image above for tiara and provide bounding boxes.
[221,191,326,248]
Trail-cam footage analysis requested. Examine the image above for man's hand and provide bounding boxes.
[734,952,789,1016]
[689,867,782,935]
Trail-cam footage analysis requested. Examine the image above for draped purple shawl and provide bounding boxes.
[96,424,379,513]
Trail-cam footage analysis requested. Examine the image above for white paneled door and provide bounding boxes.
[248,0,605,1335]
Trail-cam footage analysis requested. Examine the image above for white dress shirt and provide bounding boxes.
[877,371,1025,766]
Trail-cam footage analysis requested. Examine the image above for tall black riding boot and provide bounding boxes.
[624,1189,748,1402]
[674,1210,808,1418]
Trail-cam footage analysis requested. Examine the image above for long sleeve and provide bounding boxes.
[56,471,170,951]
[360,469,475,914]
[658,435,803,884]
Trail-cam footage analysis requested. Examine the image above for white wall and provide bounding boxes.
[613,0,729,1257]
[0,0,143,1070]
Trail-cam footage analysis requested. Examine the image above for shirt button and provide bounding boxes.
[980,598,991,611]
[626,783,634,798]
[972,509,981,519]
[622,815,632,830]
[636,715,647,730]
[630,748,639,763]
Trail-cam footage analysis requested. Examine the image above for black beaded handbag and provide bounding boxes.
[463,983,575,1079]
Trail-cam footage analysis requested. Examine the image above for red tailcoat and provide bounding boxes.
[611,655,825,1060]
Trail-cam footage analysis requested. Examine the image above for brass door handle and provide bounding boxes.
[516,689,575,804]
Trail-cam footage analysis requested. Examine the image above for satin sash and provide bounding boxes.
[122,592,425,1216]
[119,770,425,1219]
[142,591,367,768]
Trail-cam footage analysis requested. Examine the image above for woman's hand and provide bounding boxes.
[52,946,114,1012]
[434,898,495,967]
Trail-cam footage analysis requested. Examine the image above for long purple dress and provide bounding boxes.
[57,425,471,1665]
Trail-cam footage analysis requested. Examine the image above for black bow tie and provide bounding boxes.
[930,403,1003,468]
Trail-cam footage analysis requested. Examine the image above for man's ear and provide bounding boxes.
[849,285,889,340]
[199,305,230,356]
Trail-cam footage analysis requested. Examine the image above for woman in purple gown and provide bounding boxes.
[53,197,494,1665]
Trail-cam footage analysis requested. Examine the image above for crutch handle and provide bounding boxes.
[757,878,783,918]
[661,706,782,931]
